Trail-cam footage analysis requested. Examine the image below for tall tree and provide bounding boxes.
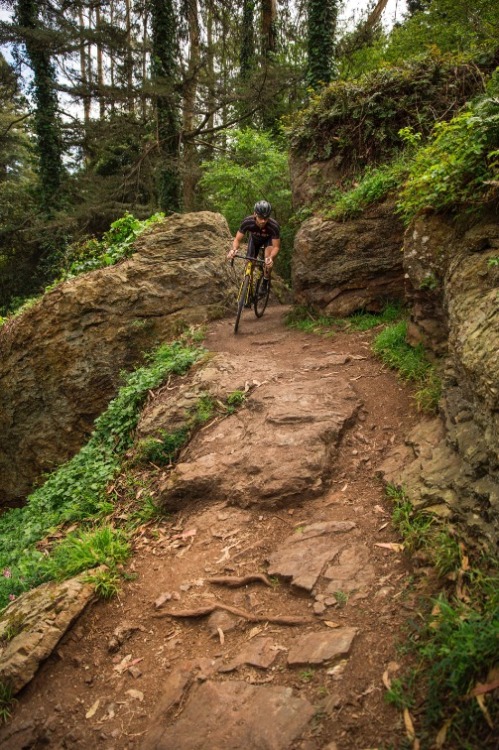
[182,0,200,210]
[150,0,181,211]
[240,0,256,80]
[15,0,64,213]
[261,0,277,58]
[306,0,338,89]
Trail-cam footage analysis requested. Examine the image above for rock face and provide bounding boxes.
[0,212,234,507]
[292,201,406,315]
[381,210,499,547]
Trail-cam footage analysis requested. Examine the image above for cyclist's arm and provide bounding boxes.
[265,238,280,267]
[228,230,245,259]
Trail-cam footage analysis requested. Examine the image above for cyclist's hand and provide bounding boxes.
[265,257,274,268]
[227,248,236,260]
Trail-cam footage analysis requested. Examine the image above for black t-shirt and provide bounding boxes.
[238,216,280,246]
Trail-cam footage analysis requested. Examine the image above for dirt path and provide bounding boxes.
[1,304,424,750]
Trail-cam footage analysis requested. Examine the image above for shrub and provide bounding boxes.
[398,85,499,222]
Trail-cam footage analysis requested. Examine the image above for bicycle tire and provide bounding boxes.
[254,276,270,318]
[234,275,250,333]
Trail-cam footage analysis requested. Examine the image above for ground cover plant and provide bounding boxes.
[385,484,499,749]
[284,302,403,335]
[0,336,204,610]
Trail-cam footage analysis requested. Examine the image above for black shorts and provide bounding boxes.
[248,235,272,259]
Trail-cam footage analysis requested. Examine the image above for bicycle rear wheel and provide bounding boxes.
[254,275,270,318]
[234,275,250,333]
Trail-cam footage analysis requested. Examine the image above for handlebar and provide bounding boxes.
[230,254,266,267]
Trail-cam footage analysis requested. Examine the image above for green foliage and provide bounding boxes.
[285,302,404,335]
[199,128,294,280]
[86,569,122,600]
[389,486,435,552]
[403,570,499,748]
[226,390,247,413]
[0,339,203,609]
[0,682,15,724]
[36,526,129,582]
[372,321,430,381]
[373,321,441,413]
[322,158,409,220]
[398,85,499,222]
[306,0,338,89]
[286,51,489,169]
[61,212,165,280]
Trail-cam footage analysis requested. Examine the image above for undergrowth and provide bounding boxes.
[0,335,204,610]
[372,320,441,413]
[385,484,499,749]
[285,302,403,335]
[0,212,164,324]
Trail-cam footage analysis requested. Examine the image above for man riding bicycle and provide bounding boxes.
[227,200,280,295]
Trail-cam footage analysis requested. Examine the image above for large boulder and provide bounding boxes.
[0,212,234,507]
[292,200,406,315]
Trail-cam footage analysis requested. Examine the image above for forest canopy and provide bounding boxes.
[0,0,498,310]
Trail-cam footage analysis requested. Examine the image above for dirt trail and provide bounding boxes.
[1,304,424,750]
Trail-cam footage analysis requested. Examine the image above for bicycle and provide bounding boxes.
[230,253,271,334]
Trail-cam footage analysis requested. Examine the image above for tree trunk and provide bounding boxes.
[125,0,134,113]
[78,4,91,125]
[16,0,64,213]
[95,3,105,119]
[261,0,277,57]
[240,0,256,79]
[306,0,338,89]
[182,0,201,211]
[150,0,181,211]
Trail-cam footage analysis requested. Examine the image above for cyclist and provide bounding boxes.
[227,200,280,295]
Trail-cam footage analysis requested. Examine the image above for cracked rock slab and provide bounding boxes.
[287,628,357,666]
[267,521,356,591]
[158,376,360,510]
[142,679,315,750]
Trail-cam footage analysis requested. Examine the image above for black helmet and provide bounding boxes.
[254,200,272,218]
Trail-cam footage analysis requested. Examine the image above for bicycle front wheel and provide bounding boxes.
[234,275,250,333]
[254,276,270,318]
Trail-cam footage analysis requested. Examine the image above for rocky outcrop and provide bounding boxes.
[0,571,100,694]
[155,350,360,511]
[381,210,499,547]
[0,212,235,507]
[292,201,407,315]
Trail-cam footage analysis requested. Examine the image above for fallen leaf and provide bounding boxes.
[217,627,225,645]
[248,626,263,639]
[435,718,452,748]
[86,699,100,719]
[378,522,389,531]
[323,621,340,629]
[374,504,385,514]
[126,689,144,702]
[374,542,404,552]
[382,670,392,690]
[476,695,494,729]
[403,708,416,741]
